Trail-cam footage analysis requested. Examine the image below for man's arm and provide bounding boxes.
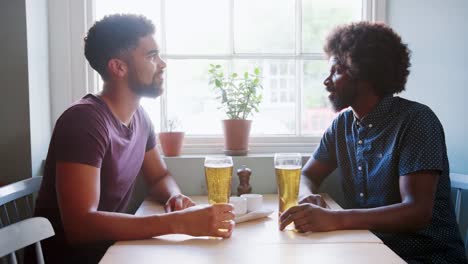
[280,170,438,232]
[298,157,336,207]
[56,162,235,244]
[338,170,438,232]
[140,147,194,212]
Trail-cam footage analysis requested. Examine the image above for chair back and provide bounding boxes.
[0,217,54,264]
[0,177,49,264]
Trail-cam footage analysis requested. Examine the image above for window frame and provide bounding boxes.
[48,0,386,154]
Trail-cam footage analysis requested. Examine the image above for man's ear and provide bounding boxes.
[107,58,128,79]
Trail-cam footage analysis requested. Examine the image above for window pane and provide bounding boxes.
[234,0,295,53]
[166,60,228,135]
[95,0,162,41]
[302,60,337,135]
[233,60,296,135]
[302,0,362,53]
[165,0,229,55]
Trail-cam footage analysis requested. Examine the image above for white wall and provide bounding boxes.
[388,0,468,174]
[387,0,468,237]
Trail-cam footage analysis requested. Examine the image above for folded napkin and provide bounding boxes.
[234,208,274,224]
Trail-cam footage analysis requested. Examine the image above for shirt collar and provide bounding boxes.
[353,95,396,128]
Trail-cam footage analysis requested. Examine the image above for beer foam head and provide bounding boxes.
[275,164,301,170]
[205,163,232,168]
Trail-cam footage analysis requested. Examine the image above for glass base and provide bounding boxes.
[283,222,296,231]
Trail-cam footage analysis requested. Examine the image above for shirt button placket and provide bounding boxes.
[357,137,365,203]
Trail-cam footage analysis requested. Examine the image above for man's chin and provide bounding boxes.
[132,84,163,99]
[143,88,163,99]
[330,98,348,112]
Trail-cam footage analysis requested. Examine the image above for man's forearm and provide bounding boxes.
[65,211,180,244]
[336,201,432,232]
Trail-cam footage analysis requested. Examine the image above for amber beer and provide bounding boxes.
[205,164,233,204]
[276,165,301,214]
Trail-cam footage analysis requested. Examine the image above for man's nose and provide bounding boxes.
[159,59,167,69]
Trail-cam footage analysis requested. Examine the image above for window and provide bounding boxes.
[90,0,383,153]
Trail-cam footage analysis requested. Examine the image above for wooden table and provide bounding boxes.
[100,194,405,264]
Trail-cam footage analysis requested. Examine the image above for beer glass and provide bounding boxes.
[204,156,233,204]
[274,153,302,215]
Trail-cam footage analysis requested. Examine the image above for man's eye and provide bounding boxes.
[335,66,345,74]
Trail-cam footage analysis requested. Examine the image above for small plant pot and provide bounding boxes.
[158,132,185,157]
[222,120,252,156]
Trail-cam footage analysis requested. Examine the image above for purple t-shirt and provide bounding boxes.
[34,94,156,263]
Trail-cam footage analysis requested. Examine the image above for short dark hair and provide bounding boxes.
[84,14,155,80]
[323,22,411,96]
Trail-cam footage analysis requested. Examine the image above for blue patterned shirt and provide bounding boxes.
[313,96,466,263]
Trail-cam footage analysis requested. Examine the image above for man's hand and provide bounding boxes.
[176,203,236,238]
[279,203,340,233]
[298,194,327,208]
[164,194,196,212]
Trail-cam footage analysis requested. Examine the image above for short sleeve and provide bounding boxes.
[54,106,109,168]
[312,117,338,167]
[398,107,446,176]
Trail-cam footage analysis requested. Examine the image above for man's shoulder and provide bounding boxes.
[394,96,434,114]
[394,97,438,121]
[56,95,110,129]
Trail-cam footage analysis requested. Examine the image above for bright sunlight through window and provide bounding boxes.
[95,0,363,137]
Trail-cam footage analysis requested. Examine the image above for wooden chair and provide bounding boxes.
[0,177,52,264]
[450,173,468,255]
[0,217,54,264]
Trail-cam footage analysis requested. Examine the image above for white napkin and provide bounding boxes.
[234,208,274,223]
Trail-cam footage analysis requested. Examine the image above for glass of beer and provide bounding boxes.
[204,156,233,204]
[275,153,302,215]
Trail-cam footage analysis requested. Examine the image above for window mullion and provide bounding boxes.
[160,0,168,131]
[295,0,302,56]
[229,0,234,55]
[295,0,302,136]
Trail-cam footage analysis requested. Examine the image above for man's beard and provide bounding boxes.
[128,69,163,98]
[328,81,359,112]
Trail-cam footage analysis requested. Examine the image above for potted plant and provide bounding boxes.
[208,64,263,156]
[158,119,185,157]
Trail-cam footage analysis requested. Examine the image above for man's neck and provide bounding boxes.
[351,93,381,120]
[100,81,140,126]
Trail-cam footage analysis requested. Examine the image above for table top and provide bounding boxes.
[134,194,382,245]
[101,242,404,264]
[100,194,405,264]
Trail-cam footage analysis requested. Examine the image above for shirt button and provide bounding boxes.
[358,166,362,170]
[359,193,364,197]
[368,124,373,128]
[358,140,363,144]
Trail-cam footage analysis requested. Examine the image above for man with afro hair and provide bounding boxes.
[280,22,467,263]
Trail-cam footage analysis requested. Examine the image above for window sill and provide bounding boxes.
[158,142,319,156]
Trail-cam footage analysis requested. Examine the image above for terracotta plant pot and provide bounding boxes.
[158,132,185,157]
[222,120,252,156]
